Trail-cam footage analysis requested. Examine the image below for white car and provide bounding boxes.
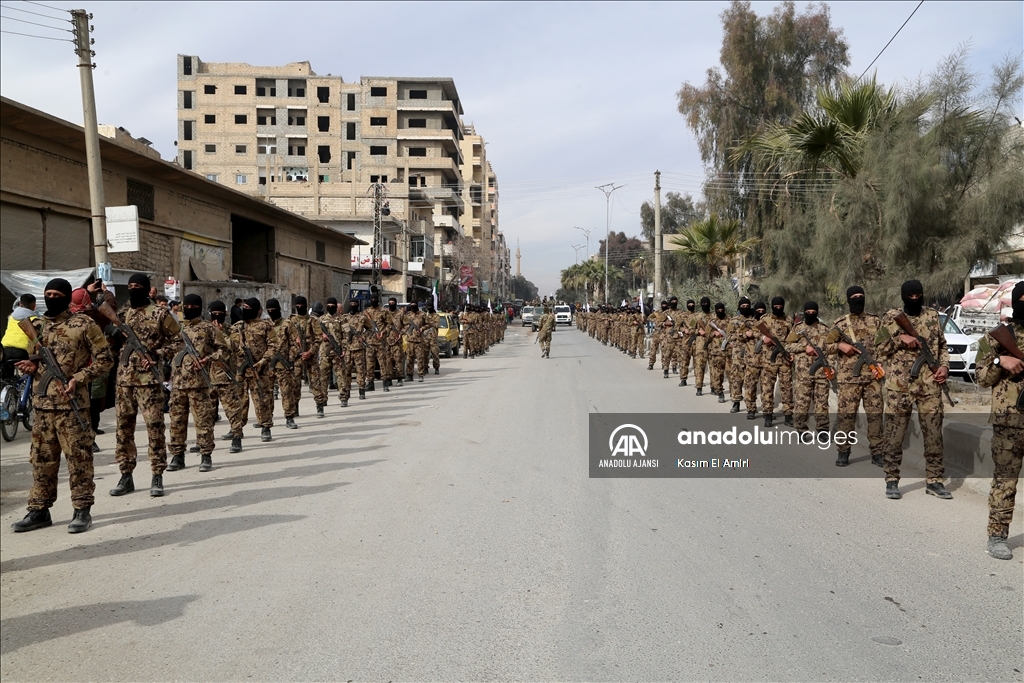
[940,314,980,379]
[521,306,537,327]
[554,305,572,325]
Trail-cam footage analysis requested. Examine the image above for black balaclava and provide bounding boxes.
[294,295,308,316]
[44,278,72,317]
[266,298,282,322]
[370,297,380,309]
[241,297,260,321]
[209,300,227,325]
[1013,281,1024,324]
[426,304,435,314]
[753,302,767,320]
[686,299,696,312]
[660,300,669,311]
[326,297,338,315]
[408,302,419,313]
[312,302,324,317]
[738,296,752,318]
[771,296,785,319]
[183,293,203,320]
[128,273,151,308]
[715,303,726,320]
[803,301,819,325]
[700,297,711,314]
[901,280,924,316]
[846,285,866,315]
[348,300,360,314]
[669,297,679,311]
[388,298,398,311]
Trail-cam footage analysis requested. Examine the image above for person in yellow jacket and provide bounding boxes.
[2,294,40,380]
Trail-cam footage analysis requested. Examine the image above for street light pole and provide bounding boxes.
[595,183,625,303]
[573,226,593,260]
[571,244,584,264]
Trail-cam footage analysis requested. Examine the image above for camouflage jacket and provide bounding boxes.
[785,320,832,382]
[116,303,181,386]
[726,314,749,361]
[209,322,237,386]
[31,311,113,410]
[172,318,230,390]
[537,313,556,335]
[975,322,1024,428]
[271,318,301,370]
[405,311,430,344]
[365,308,388,346]
[231,319,279,378]
[825,313,883,385]
[874,308,949,396]
[318,313,347,360]
[758,315,793,366]
[384,308,406,345]
[425,312,440,341]
[705,314,729,356]
[289,313,319,361]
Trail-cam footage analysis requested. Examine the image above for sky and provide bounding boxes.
[1,1,1021,296]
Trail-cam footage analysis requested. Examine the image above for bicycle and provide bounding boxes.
[1,367,33,442]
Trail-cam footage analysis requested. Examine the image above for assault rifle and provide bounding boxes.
[800,330,838,393]
[101,304,162,384]
[321,320,343,358]
[755,321,792,363]
[34,345,89,431]
[236,328,259,379]
[706,319,727,351]
[892,312,956,407]
[988,323,1024,409]
[831,325,885,380]
[172,328,212,388]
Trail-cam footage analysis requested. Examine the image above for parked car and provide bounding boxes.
[521,306,537,327]
[437,312,460,358]
[940,313,980,379]
[554,304,572,325]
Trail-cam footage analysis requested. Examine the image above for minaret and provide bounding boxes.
[516,239,521,277]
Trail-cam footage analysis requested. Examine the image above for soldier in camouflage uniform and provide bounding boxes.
[676,300,697,385]
[759,297,795,428]
[659,304,679,378]
[364,297,387,389]
[290,296,328,416]
[167,294,229,473]
[11,278,113,534]
[646,302,667,368]
[874,280,952,500]
[726,298,753,413]
[742,302,768,419]
[692,298,714,392]
[975,280,1024,560]
[784,301,832,434]
[266,299,300,429]
[825,286,885,467]
[208,301,246,454]
[537,306,556,357]
[319,300,350,406]
[232,298,280,445]
[705,302,730,402]
[404,302,430,381]
[384,297,406,387]
[110,274,181,498]
[425,303,441,374]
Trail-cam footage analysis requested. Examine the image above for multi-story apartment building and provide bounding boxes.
[176,55,479,301]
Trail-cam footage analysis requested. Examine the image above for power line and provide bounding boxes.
[23,0,69,12]
[0,13,72,31]
[0,27,70,40]
[0,2,68,21]
[857,0,924,82]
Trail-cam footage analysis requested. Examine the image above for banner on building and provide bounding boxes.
[106,205,140,253]
[458,265,475,293]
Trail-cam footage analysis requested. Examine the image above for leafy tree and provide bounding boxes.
[639,191,701,243]
[597,231,644,268]
[511,275,539,302]
[669,214,760,281]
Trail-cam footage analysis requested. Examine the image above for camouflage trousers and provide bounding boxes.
[407,342,428,377]
[295,356,327,407]
[365,344,384,382]
[988,424,1023,538]
[834,381,884,456]
[27,408,94,511]
[347,348,367,390]
[707,353,727,393]
[241,373,274,428]
[793,379,830,431]
[275,366,300,418]
[322,353,352,401]
[693,348,711,388]
[539,333,552,354]
[761,361,794,416]
[429,340,441,369]
[744,364,764,412]
[115,384,167,476]
[647,333,662,366]
[883,390,944,484]
[661,336,678,371]
[169,386,215,456]
[387,343,405,378]
[729,352,746,402]
[677,340,693,379]
[213,382,246,438]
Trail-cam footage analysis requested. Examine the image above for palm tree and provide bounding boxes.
[630,255,649,288]
[670,214,760,282]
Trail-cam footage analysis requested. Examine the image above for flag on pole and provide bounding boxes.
[432,279,439,311]
[488,298,492,314]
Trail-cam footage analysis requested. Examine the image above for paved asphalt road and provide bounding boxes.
[1,324,1021,682]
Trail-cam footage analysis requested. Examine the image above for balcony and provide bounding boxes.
[410,186,464,213]
[397,99,457,115]
[404,155,460,176]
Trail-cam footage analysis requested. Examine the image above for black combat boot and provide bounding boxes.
[784,415,795,427]
[885,481,901,499]
[871,453,884,467]
[397,378,404,387]
[189,444,201,453]
[925,483,953,500]
[696,388,703,396]
[12,508,52,532]
[764,413,775,428]
[214,412,221,423]
[383,380,390,392]
[167,453,185,471]
[663,370,669,379]
[230,437,242,453]
[418,376,424,383]
[988,536,1012,560]
[434,368,439,375]
[221,430,235,441]
[110,473,134,496]
[747,410,756,420]
[285,417,298,429]
[67,506,92,533]
[358,388,366,400]
[317,404,325,418]
[730,401,741,413]
[261,427,272,442]
[366,381,375,391]
[718,392,726,403]
[341,398,348,407]
[150,474,164,497]
[407,373,414,382]
[647,364,654,371]
[199,454,213,472]
[836,451,850,467]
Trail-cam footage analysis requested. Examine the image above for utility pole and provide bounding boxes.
[595,183,624,303]
[72,9,109,278]
[399,219,409,303]
[571,244,584,264]
[371,182,387,295]
[653,170,662,301]
[573,226,592,260]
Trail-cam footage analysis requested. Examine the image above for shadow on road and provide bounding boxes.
[0,594,201,653]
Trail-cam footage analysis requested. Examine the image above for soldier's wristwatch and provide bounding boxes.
[993,357,1001,366]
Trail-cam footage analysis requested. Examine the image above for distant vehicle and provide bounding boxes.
[554,304,572,325]
[437,312,460,358]
[521,306,537,327]
[949,304,1002,336]
[939,313,979,379]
